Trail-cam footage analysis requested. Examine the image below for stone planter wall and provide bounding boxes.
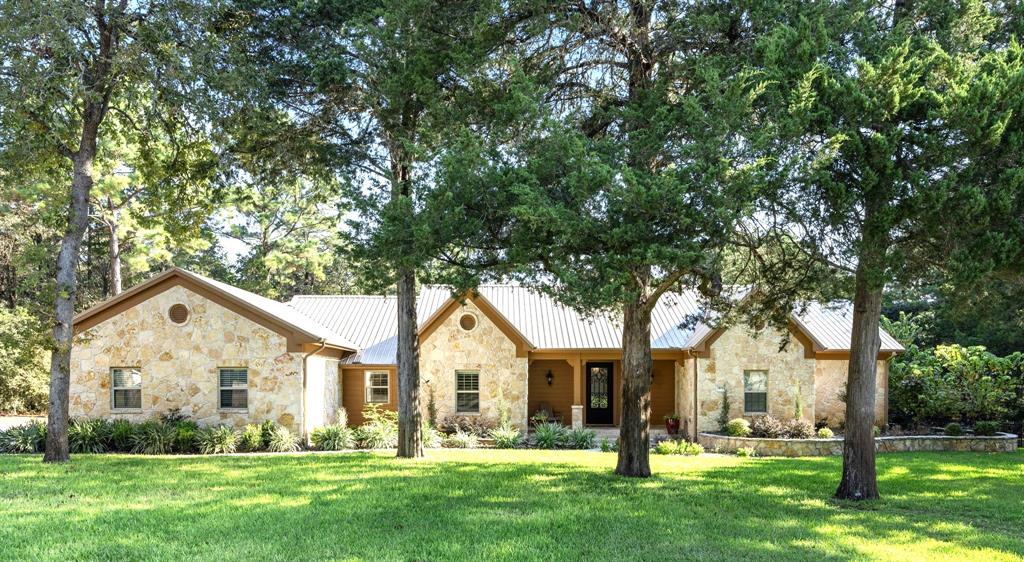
[698,432,1018,457]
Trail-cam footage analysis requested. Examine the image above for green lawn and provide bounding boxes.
[1,450,1022,561]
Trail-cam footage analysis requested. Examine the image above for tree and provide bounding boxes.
[221,0,510,458]
[765,1,1024,499]
[479,1,782,476]
[0,0,219,462]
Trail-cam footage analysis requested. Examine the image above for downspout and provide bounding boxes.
[692,355,698,441]
[301,340,328,443]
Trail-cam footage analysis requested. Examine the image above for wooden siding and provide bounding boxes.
[341,368,397,426]
[528,360,574,423]
[650,360,676,424]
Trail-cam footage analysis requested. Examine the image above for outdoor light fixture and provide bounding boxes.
[546,370,554,386]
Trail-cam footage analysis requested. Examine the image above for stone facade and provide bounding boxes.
[699,432,1018,457]
[419,299,529,429]
[695,327,816,433]
[70,285,305,433]
[814,358,888,427]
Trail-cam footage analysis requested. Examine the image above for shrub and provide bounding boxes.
[196,425,238,454]
[490,426,522,449]
[944,422,964,437]
[725,418,751,437]
[239,424,264,452]
[355,405,398,449]
[109,419,136,452]
[565,428,596,450]
[0,421,46,453]
[421,424,442,448]
[736,446,757,457]
[159,408,188,425]
[717,389,732,431]
[679,441,704,456]
[974,421,999,436]
[782,419,815,439]
[443,430,479,449]
[751,415,784,438]
[69,419,109,453]
[131,421,176,454]
[654,440,676,455]
[532,422,568,449]
[599,437,618,452]
[441,415,494,436]
[173,421,199,454]
[266,425,300,452]
[817,427,835,439]
[259,420,279,449]
[873,425,882,437]
[311,424,354,451]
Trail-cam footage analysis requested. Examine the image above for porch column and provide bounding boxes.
[571,355,583,429]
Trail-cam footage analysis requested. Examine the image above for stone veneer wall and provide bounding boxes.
[695,327,816,433]
[815,358,888,427]
[419,299,529,429]
[70,285,305,433]
[699,432,1018,457]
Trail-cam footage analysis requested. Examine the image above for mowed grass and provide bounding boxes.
[1,450,1022,561]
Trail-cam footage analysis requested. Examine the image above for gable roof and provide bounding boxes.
[289,284,903,364]
[73,268,357,351]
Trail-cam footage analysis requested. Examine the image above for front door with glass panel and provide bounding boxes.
[586,362,614,425]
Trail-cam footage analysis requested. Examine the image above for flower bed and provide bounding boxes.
[698,431,1018,457]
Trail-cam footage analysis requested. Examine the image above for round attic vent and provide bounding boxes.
[168,304,190,325]
[459,312,478,332]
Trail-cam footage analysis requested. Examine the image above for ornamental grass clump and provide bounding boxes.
[69,418,110,454]
[266,425,300,452]
[0,421,46,453]
[131,421,177,454]
[489,426,522,449]
[196,425,238,454]
[532,422,568,449]
[311,424,354,451]
[565,428,596,449]
[725,418,751,437]
[443,430,479,449]
[109,419,136,452]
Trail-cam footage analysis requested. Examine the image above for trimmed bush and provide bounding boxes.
[817,427,835,439]
[311,424,354,451]
[490,426,522,449]
[131,421,176,454]
[944,422,964,437]
[725,418,751,437]
[0,421,46,453]
[974,421,999,436]
[266,425,300,452]
[751,415,784,438]
[196,425,238,454]
[69,419,110,453]
[109,419,136,452]
[443,431,479,449]
[565,428,596,450]
[532,422,568,449]
[736,446,757,457]
[239,424,264,452]
[173,421,199,454]
[782,419,815,439]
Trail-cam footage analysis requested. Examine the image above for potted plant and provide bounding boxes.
[664,413,681,436]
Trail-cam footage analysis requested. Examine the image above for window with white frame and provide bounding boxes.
[365,371,389,404]
[219,368,248,409]
[456,371,479,413]
[111,368,142,409]
[744,370,768,414]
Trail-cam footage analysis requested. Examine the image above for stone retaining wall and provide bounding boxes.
[698,432,1018,457]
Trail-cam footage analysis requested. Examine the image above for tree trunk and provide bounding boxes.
[395,265,424,457]
[616,299,653,477]
[44,152,94,463]
[107,201,122,296]
[835,246,885,500]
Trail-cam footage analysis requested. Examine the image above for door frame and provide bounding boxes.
[585,361,614,425]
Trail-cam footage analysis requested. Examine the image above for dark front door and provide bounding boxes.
[586,362,614,425]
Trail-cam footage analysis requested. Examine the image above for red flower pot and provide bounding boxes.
[665,418,680,436]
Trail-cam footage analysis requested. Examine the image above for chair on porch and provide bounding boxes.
[533,402,564,425]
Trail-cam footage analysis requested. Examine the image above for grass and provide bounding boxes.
[1,449,1022,561]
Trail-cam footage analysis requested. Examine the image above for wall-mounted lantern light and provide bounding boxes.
[546,370,554,386]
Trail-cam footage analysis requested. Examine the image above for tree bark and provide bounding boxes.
[44,152,95,463]
[835,238,885,500]
[107,200,122,296]
[395,265,424,458]
[616,298,653,477]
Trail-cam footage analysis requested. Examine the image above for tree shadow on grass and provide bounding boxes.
[0,450,1021,561]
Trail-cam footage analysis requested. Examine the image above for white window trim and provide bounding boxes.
[365,370,390,404]
[110,367,142,411]
[743,369,769,415]
[455,370,480,414]
[218,367,249,411]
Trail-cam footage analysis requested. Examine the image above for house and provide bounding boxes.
[69,268,903,439]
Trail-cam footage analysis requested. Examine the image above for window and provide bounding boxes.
[111,368,142,409]
[744,370,768,414]
[219,368,248,409]
[365,371,389,404]
[458,313,477,332]
[456,371,479,413]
